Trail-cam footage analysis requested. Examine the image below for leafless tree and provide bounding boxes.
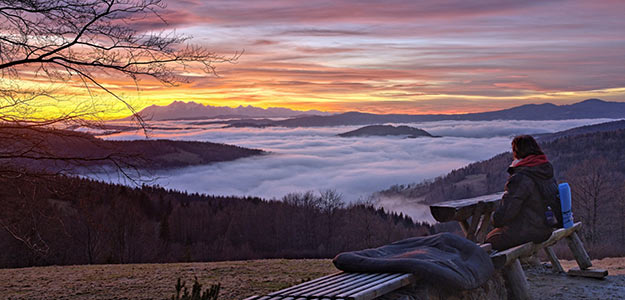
[0,189,49,259]
[613,178,625,246]
[565,158,620,244]
[0,0,238,177]
[0,0,238,260]
[319,189,344,251]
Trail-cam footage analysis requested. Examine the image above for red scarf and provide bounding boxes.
[511,154,549,168]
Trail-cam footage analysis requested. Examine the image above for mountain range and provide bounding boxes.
[220,99,625,128]
[130,101,330,121]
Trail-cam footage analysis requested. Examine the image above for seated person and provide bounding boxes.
[486,135,556,250]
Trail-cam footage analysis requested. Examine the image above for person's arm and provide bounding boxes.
[492,173,531,227]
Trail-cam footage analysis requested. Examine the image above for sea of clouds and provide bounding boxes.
[101,118,614,222]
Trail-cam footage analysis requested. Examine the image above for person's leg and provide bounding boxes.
[485,228,520,251]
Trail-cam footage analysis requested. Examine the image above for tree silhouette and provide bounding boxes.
[0,0,238,177]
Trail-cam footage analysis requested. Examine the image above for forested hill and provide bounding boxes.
[0,176,429,268]
[337,125,435,138]
[536,119,625,142]
[1,126,264,173]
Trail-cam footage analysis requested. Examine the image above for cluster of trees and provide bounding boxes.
[0,176,430,268]
[382,128,625,257]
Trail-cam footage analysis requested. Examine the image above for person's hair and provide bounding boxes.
[511,135,544,159]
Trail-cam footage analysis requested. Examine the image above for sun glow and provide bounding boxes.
[4,0,625,120]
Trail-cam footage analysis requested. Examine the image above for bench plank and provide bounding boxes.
[267,272,347,296]
[335,273,405,298]
[337,273,417,300]
[491,243,533,269]
[285,273,367,297]
[491,222,582,269]
[313,274,395,298]
[273,272,361,296]
[303,273,391,298]
[248,272,416,300]
[567,267,607,279]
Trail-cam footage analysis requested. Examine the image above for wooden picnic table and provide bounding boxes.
[429,193,607,300]
[429,192,503,243]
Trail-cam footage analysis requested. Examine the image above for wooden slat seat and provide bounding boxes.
[243,272,417,300]
[490,222,585,269]
[488,222,606,300]
[245,243,494,300]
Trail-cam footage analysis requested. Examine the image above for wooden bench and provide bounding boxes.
[243,272,417,300]
[490,222,609,300]
[243,244,493,300]
[430,195,608,300]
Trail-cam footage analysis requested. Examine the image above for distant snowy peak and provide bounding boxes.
[132,101,331,120]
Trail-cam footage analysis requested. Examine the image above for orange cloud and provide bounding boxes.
[5,0,625,119]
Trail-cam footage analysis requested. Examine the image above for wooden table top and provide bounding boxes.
[429,192,503,222]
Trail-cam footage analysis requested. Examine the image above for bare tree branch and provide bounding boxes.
[0,0,237,178]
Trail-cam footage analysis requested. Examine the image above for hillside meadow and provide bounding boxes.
[2,258,624,300]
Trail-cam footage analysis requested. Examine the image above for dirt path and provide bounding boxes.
[527,259,625,300]
[1,258,624,299]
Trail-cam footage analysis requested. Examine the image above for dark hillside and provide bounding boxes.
[536,119,625,142]
[0,176,429,268]
[1,125,263,174]
[337,125,435,138]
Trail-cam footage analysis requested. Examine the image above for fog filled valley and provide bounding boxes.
[98,118,614,212]
[3,117,625,268]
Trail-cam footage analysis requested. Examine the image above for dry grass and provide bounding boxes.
[3,257,625,300]
[1,259,337,300]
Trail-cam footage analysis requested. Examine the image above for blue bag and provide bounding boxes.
[558,183,574,228]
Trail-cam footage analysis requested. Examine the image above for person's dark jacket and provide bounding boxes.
[492,159,555,244]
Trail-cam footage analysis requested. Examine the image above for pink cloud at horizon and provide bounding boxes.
[13,0,625,116]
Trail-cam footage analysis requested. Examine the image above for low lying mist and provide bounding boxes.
[101,118,613,222]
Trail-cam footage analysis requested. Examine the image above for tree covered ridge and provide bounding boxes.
[0,176,429,268]
[1,125,264,178]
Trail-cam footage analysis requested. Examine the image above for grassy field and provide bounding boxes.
[1,259,337,300]
[2,257,624,300]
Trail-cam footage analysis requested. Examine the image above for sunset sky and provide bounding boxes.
[16,0,625,116]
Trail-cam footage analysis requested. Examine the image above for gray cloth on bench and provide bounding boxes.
[332,233,494,290]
